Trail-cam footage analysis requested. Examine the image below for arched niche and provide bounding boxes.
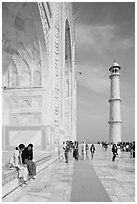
[9,60,18,87]
[34,71,41,87]
[20,64,31,87]
[2,2,47,88]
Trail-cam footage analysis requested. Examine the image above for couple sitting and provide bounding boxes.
[9,143,36,186]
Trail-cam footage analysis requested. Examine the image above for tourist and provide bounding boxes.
[22,143,36,179]
[73,141,79,161]
[112,143,118,161]
[132,141,135,158]
[63,140,70,163]
[90,144,95,159]
[104,142,108,151]
[81,141,86,160]
[117,143,121,157]
[129,142,133,158]
[62,141,66,160]
[9,144,28,186]
[85,144,89,158]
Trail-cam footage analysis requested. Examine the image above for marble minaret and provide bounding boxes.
[108,60,122,144]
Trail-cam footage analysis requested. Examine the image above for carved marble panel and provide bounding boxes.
[9,97,19,109]
[9,95,42,110]
[32,113,41,124]
[20,97,31,108]
[9,114,19,124]
[20,113,31,124]
[31,96,42,107]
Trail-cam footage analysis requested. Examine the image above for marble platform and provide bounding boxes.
[3,145,135,202]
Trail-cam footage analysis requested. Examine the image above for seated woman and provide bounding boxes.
[9,144,28,186]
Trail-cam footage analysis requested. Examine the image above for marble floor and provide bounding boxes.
[91,145,135,202]
[6,145,135,202]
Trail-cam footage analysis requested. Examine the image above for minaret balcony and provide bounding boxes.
[109,98,121,102]
[109,73,120,79]
[108,120,122,124]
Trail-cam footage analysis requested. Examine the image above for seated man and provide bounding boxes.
[22,143,36,179]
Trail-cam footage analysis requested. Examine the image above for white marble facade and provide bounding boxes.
[2,2,76,151]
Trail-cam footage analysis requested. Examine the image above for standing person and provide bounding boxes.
[9,144,28,185]
[117,143,121,157]
[73,141,79,161]
[132,141,135,158]
[129,143,133,158]
[62,141,66,160]
[85,144,89,158]
[73,141,77,159]
[81,141,86,160]
[22,143,36,179]
[112,144,118,161]
[105,143,108,151]
[63,140,70,163]
[90,144,95,159]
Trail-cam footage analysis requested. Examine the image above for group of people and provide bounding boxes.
[62,140,135,164]
[81,142,96,160]
[9,143,36,186]
[61,140,96,163]
[117,141,135,158]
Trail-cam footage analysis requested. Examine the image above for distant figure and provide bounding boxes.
[62,141,66,160]
[85,144,89,158]
[132,141,135,158]
[73,141,79,161]
[129,142,133,158]
[105,143,108,151]
[63,140,70,163]
[90,144,95,159]
[81,141,86,160]
[112,144,118,161]
[117,143,121,157]
[9,144,28,185]
[22,143,36,179]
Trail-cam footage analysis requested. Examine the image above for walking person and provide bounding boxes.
[81,141,86,160]
[9,144,28,186]
[112,144,118,161]
[90,144,95,159]
[73,141,79,161]
[22,143,36,179]
[105,143,108,151]
[129,142,133,158]
[85,144,89,158]
[63,140,70,163]
[117,143,121,158]
[62,141,66,160]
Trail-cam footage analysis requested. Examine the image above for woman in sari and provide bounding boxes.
[9,144,28,186]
